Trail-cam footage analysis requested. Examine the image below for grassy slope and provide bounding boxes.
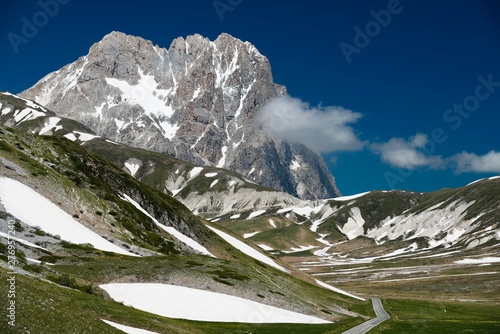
[84,138,277,198]
[0,125,372,332]
[0,263,369,334]
[0,125,231,256]
[372,299,500,333]
[2,92,499,333]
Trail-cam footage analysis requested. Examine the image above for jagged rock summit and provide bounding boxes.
[21,31,341,200]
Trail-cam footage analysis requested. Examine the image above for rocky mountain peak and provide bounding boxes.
[20,31,341,200]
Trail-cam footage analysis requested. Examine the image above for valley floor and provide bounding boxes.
[280,244,500,333]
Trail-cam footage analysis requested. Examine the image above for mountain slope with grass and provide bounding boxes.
[1,91,499,333]
[0,123,371,333]
[2,90,498,265]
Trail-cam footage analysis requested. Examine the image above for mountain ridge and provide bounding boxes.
[20,31,341,200]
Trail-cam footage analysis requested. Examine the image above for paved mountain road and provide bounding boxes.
[342,298,390,334]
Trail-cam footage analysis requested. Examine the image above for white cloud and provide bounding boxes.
[371,134,444,169]
[257,95,364,152]
[257,96,498,176]
[452,150,500,173]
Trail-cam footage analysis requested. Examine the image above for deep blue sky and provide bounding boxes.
[1,0,499,195]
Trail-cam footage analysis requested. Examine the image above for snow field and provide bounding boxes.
[0,177,136,256]
[100,283,330,324]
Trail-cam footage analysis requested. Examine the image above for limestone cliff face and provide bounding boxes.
[21,31,341,200]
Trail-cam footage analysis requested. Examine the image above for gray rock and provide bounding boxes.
[20,31,341,200]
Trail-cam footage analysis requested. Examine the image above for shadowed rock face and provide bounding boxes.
[21,31,341,200]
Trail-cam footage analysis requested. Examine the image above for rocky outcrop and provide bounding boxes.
[20,31,341,200]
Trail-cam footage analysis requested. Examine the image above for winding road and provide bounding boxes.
[342,298,390,334]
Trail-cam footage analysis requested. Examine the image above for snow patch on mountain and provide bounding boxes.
[0,177,136,256]
[248,210,266,219]
[101,320,160,334]
[106,67,174,118]
[63,131,100,143]
[61,56,88,97]
[282,245,317,254]
[258,244,274,251]
[13,108,46,123]
[189,167,204,179]
[314,280,365,301]
[455,257,500,264]
[0,106,12,116]
[106,67,179,140]
[207,226,289,273]
[100,283,329,324]
[277,204,325,218]
[64,133,77,141]
[125,159,141,177]
[0,231,48,251]
[120,194,214,257]
[332,192,370,202]
[366,200,476,246]
[39,117,62,135]
[310,205,341,232]
[243,231,261,239]
[290,159,301,170]
[340,207,366,240]
[75,131,100,142]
